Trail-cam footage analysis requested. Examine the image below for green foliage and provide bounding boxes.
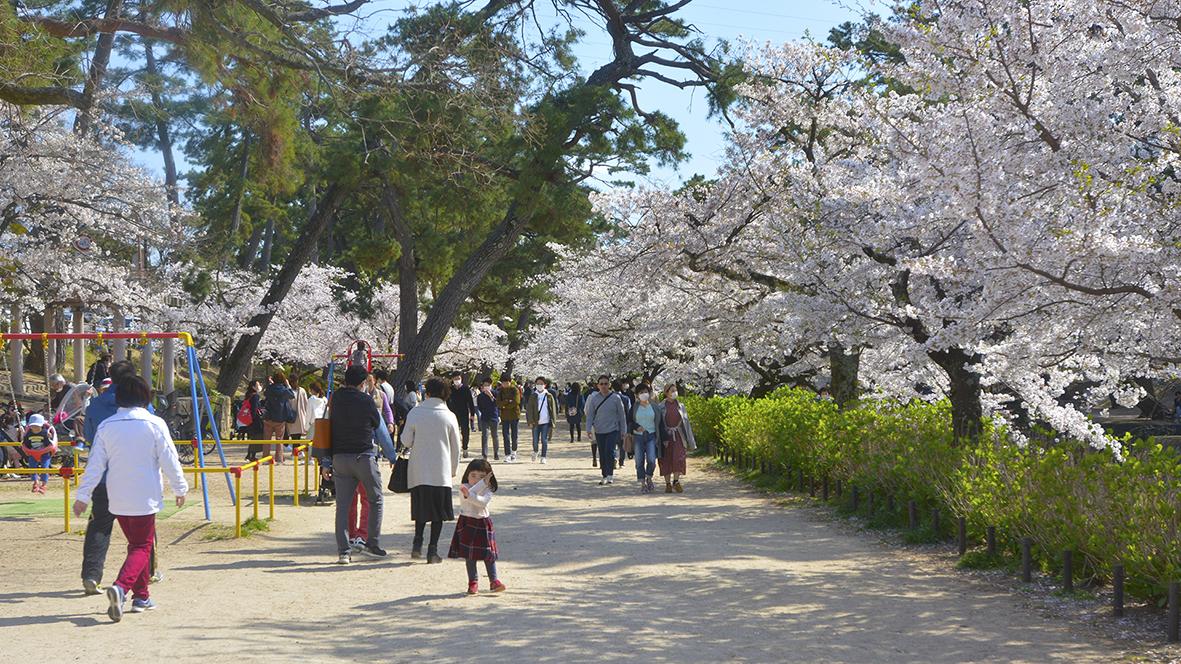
[696,392,1181,601]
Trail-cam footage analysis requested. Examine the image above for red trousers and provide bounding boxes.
[114,514,156,600]
[348,484,369,540]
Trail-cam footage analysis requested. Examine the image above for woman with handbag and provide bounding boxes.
[402,376,462,563]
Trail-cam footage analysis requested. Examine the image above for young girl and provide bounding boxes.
[448,458,506,595]
[22,414,57,493]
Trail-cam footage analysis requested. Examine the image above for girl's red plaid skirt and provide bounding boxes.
[448,515,498,562]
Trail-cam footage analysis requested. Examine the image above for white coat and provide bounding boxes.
[75,407,189,516]
[403,397,461,489]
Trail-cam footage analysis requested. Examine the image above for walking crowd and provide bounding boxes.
[14,342,696,622]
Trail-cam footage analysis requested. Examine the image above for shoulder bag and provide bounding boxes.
[311,394,332,459]
[388,451,410,493]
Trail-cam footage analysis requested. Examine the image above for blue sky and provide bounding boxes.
[132,1,864,192]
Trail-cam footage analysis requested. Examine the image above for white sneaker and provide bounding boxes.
[540,457,547,464]
[606,476,614,484]
[509,454,517,462]
[599,478,607,485]
[349,538,364,552]
[531,454,537,463]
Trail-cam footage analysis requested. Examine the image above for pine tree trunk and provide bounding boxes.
[258,217,275,271]
[381,181,419,364]
[391,202,528,398]
[73,0,125,136]
[142,34,179,205]
[240,223,264,271]
[216,183,348,397]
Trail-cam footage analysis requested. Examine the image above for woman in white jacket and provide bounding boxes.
[73,376,188,622]
[402,376,461,563]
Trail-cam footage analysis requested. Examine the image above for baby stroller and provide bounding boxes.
[316,457,336,505]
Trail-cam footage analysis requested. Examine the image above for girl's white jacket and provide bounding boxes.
[76,407,189,516]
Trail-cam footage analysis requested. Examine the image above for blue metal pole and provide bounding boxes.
[185,345,212,519]
[326,358,335,399]
[188,345,234,503]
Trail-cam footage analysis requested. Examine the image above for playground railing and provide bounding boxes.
[0,441,82,485]
[3,466,84,532]
[180,439,316,504]
[183,455,273,538]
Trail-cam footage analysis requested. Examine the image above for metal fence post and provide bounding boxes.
[1063,550,1073,593]
[908,501,917,531]
[986,526,996,557]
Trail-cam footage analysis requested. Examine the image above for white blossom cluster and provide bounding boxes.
[521,1,1181,449]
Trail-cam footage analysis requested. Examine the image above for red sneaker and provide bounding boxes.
[489,580,506,593]
[467,580,479,595]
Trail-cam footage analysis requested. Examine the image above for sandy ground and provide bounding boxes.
[0,438,1122,664]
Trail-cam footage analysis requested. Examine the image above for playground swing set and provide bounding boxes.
[0,334,402,537]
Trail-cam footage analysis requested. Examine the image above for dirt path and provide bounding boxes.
[0,440,1120,663]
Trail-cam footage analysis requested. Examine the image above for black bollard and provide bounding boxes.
[867,489,874,517]
[908,501,917,531]
[821,476,829,501]
[1021,537,1031,583]
[932,508,939,535]
[809,474,815,498]
[958,517,967,556]
[835,478,842,498]
[851,485,859,511]
[986,526,996,557]
[1063,550,1073,593]
[887,495,894,513]
[1113,564,1124,617]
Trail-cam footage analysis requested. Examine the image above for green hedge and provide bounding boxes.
[692,387,1181,601]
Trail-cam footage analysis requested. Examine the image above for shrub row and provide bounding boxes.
[684,388,1181,601]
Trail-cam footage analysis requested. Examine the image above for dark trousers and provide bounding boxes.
[596,431,618,477]
[332,454,383,554]
[82,483,115,583]
[501,420,519,456]
[460,423,470,451]
[569,421,581,441]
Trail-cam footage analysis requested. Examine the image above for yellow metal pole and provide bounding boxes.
[235,472,242,538]
[253,465,259,522]
[63,471,71,533]
[72,447,80,486]
[303,447,309,500]
[293,448,299,507]
[268,460,275,520]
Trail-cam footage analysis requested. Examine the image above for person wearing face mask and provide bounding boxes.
[654,382,697,493]
[446,371,478,459]
[628,383,663,493]
[525,376,558,463]
[475,378,500,460]
[585,375,627,484]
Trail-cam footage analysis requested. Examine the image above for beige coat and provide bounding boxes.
[403,398,461,489]
[287,387,309,436]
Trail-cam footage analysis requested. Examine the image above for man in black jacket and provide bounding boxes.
[328,365,390,564]
[446,371,478,458]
